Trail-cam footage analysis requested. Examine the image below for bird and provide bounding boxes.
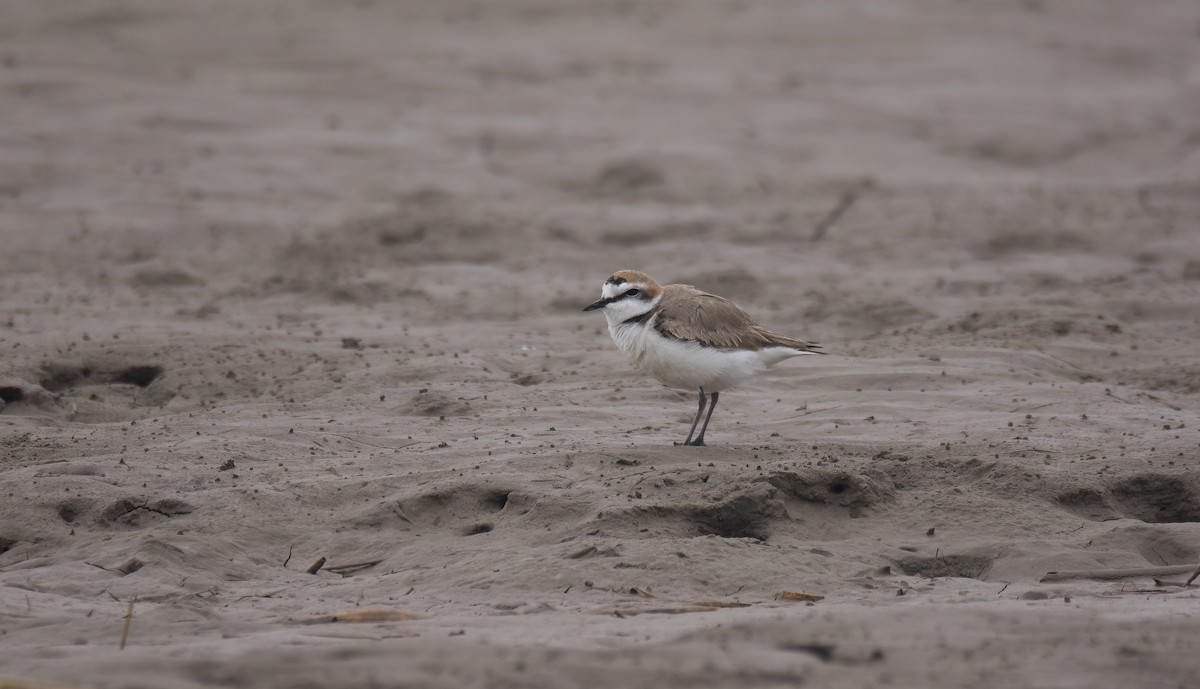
[583,269,824,446]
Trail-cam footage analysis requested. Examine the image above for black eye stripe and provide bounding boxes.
[596,287,645,308]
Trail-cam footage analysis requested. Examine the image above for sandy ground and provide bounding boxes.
[2,1,1200,687]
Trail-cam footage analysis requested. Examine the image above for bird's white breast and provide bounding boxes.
[608,319,799,392]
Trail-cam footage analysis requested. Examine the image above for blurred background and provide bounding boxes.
[1,0,1199,416]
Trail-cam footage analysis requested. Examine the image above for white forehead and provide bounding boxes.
[601,281,649,298]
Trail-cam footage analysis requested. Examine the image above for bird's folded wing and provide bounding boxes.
[653,285,821,352]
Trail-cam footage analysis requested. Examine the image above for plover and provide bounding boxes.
[584,270,824,446]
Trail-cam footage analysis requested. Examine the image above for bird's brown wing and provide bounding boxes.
[653,284,823,352]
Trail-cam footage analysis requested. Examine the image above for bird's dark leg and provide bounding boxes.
[689,391,719,446]
[681,388,707,446]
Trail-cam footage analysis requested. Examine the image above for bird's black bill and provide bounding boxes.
[583,297,610,311]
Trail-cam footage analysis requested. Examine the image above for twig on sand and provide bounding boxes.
[282,542,295,568]
[1141,393,1182,412]
[301,609,424,624]
[929,548,940,579]
[580,605,724,617]
[307,557,327,575]
[778,591,824,602]
[326,560,384,576]
[811,188,861,242]
[1032,345,1086,372]
[1186,565,1200,587]
[776,405,846,422]
[1118,584,1183,595]
[685,600,752,609]
[86,561,120,574]
[1040,564,1199,583]
[233,589,287,603]
[119,598,135,650]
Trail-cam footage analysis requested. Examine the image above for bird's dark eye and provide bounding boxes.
[626,289,640,297]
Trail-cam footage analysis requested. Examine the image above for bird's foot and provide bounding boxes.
[684,439,707,447]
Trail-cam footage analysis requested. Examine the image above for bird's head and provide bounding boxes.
[583,270,663,323]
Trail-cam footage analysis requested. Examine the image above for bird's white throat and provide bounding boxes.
[601,292,659,329]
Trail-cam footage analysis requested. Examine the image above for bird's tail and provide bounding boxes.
[759,329,826,355]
